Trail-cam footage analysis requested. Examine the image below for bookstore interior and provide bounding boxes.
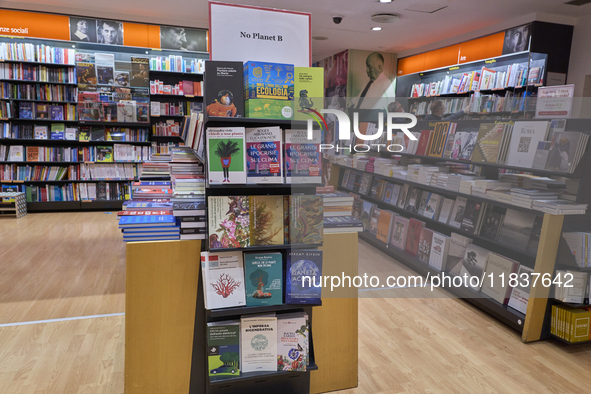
[2,1,591,393]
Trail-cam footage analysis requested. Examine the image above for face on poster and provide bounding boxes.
[160,26,207,52]
[96,19,124,46]
[502,24,531,54]
[348,50,397,98]
[70,17,97,43]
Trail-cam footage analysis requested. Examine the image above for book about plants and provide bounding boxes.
[201,250,246,310]
[245,126,283,184]
[207,321,240,378]
[289,195,323,245]
[277,313,309,371]
[240,315,277,373]
[286,250,322,304]
[249,196,283,246]
[207,127,246,184]
[285,129,321,184]
[244,252,282,306]
[208,196,250,249]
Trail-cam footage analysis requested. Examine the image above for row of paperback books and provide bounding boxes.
[0,144,150,163]
[0,42,76,64]
[207,312,309,379]
[2,82,77,102]
[0,63,76,83]
[206,127,321,185]
[551,304,591,343]
[0,163,139,182]
[20,181,131,202]
[149,80,203,96]
[149,56,204,73]
[78,101,148,123]
[0,101,9,119]
[17,102,76,121]
[3,124,149,141]
[208,195,323,249]
[201,249,322,310]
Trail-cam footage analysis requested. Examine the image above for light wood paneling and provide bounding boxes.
[125,240,201,394]
[311,232,359,393]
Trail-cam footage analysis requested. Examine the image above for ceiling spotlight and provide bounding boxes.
[372,27,383,31]
[379,0,394,3]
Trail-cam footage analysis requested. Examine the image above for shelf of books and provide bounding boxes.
[0,35,209,211]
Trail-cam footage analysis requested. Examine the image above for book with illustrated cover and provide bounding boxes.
[471,123,505,163]
[405,187,422,214]
[479,205,506,240]
[507,265,533,314]
[481,253,519,304]
[459,200,485,235]
[359,174,372,195]
[429,232,450,271]
[26,146,39,162]
[205,61,244,118]
[96,146,113,162]
[445,233,472,274]
[341,169,351,188]
[201,250,246,310]
[130,57,149,88]
[249,196,283,246]
[506,121,550,168]
[531,141,552,169]
[207,321,240,378]
[417,192,430,216]
[50,123,65,140]
[290,195,323,245]
[390,216,410,250]
[442,126,457,158]
[438,198,455,224]
[284,129,321,184]
[286,250,322,304]
[389,184,402,206]
[457,131,479,160]
[50,105,64,120]
[397,184,410,209]
[19,102,33,119]
[427,122,452,157]
[368,207,380,236]
[207,127,246,184]
[423,193,442,220]
[8,146,24,161]
[544,132,587,173]
[448,197,468,228]
[405,218,425,256]
[459,244,489,291]
[417,227,434,263]
[360,201,374,232]
[245,127,283,184]
[208,196,250,249]
[496,209,535,252]
[277,313,309,371]
[34,126,48,140]
[96,53,115,85]
[294,66,323,121]
[376,210,395,243]
[76,53,97,85]
[241,315,277,373]
[244,252,282,306]
[451,131,466,159]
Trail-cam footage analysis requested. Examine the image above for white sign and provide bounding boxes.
[209,2,311,66]
[535,84,575,119]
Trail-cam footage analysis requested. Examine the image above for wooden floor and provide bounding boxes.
[0,212,590,393]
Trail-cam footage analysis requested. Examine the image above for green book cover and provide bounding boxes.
[207,321,240,378]
[294,67,324,121]
[244,252,283,306]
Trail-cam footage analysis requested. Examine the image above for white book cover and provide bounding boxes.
[241,315,277,373]
[207,127,247,184]
[506,121,550,168]
[480,253,519,304]
[507,265,534,314]
[150,101,161,116]
[202,251,246,310]
[423,193,442,219]
[285,129,321,184]
[459,244,489,291]
[438,198,455,224]
[429,232,450,271]
[277,313,308,371]
[245,127,284,184]
[9,146,24,161]
[560,271,588,304]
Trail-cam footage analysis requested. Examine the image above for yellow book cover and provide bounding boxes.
[376,210,394,244]
[570,310,590,343]
[427,122,450,157]
[293,67,324,121]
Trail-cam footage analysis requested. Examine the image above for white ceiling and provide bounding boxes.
[1,0,590,61]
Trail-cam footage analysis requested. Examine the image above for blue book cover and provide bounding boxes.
[124,202,173,210]
[286,250,322,304]
[133,181,171,187]
[244,252,283,306]
[119,215,177,227]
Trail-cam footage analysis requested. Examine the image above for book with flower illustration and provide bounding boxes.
[201,250,246,309]
[289,195,323,245]
[249,195,284,246]
[245,126,283,184]
[207,127,246,184]
[208,196,250,249]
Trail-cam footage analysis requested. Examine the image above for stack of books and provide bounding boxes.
[323,216,363,233]
[140,161,171,180]
[471,180,512,199]
[563,232,591,268]
[321,192,354,217]
[510,188,561,209]
[131,181,173,200]
[532,199,588,215]
[118,214,180,242]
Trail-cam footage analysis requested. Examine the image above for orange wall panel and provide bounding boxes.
[398,54,426,76]
[458,32,504,63]
[423,44,460,71]
[123,23,162,49]
[0,9,70,41]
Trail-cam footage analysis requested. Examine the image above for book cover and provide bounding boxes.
[360,201,374,231]
[8,146,24,161]
[205,61,244,118]
[405,218,425,256]
[481,253,519,304]
[423,193,442,220]
[389,184,402,206]
[241,315,277,373]
[244,252,282,306]
[426,122,451,157]
[96,53,115,85]
[76,52,97,85]
[244,61,294,101]
[19,102,33,119]
[405,187,422,214]
[249,195,283,246]
[544,132,585,173]
[390,216,409,250]
[459,244,489,291]
[34,126,48,140]
[496,209,535,252]
[368,207,381,236]
[286,250,322,304]
[442,126,457,158]
[448,197,468,229]
[445,233,473,274]
[290,195,323,245]
[471,123,505,163]
[383,183,395,203]
[201,251,246,310]
[130,57,149,88]
[294,66,323,121]
[415,130,432,156]
[507,265,534,314]
[531,141,552,169]
[418,227,434,263]
[397,184,410,209]
[245,127,283,184]
[341,169,351,188]
[96,146,113,162]
[438,198,455,224]
[479,205,506,240]
[459,200,485,235]
[207,127,247,184]
[277,314,309,371]
[50,105,64,121]
[506,121,550,168]
[50,123,65,140]
[376,210,395,243]
[457,131,479,160]
[26,146,39,162]
[285,129,321,184]
[417,192,430,216]
[526,215,544,255]
[207,321,240,377]
[359,174,372,195]
[429,232,450,271]
[208,196,250,249]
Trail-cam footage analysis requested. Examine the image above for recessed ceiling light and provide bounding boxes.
[312,36,329,41]
[372,27,383,31]
[379,0,393,3]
